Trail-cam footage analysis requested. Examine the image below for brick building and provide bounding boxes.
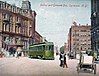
[68,22,91,53]
[0,0,36,50]
[34,31,43,44]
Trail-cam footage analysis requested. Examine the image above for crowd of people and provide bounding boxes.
[0,46,24,58]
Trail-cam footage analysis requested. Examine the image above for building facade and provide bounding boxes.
[91,0,99,52]
[34,31,43,44]
[0,0,36,50]
[68,22,91,53]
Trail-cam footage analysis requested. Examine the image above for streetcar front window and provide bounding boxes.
[48,45,54,51]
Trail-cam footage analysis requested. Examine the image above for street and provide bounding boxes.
[0,55,99,76]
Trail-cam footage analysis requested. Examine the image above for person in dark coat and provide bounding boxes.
[16,47,22,59]
[59,53,62,67]
[64,54,68,68]
[59,52,64,67]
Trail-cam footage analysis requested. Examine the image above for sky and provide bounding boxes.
[1,0,91,48]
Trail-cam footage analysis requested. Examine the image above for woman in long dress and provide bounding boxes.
[16,47,22,58]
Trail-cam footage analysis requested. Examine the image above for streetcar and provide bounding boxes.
[28,42,54,60]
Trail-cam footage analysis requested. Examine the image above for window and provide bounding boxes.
[12,6,16,13]
[49,45,53,51]
[15,26,17,33]
[29,27,32,36]
[77,48,79,50]
[43,45,45,51]
[73,43,75,45]
[7,4,10,9]
[76,39,79,41]
[2,2,6,9]
[88,34,91,36]
[10,16,13,22]
[38,46,42,51]
[3,22,8,31]
[12,6,15,12]
[19,9,22,14]
[16,17,18,21]
[88,39,90,41]
[88,44,90,45]
[3,13,6,19]
[80,30,86,32]
[88,48,91,50]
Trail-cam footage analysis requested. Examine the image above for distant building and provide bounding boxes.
[0,0,36,50]
[34,31,43,43]
[91,0,99,52]
[68,22,91,53]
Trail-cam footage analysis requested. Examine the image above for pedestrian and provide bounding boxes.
[13,47,16,57]
[16,52,20,59]
[59,52,64,67]
[64,54,68,68]
[59,52,62,67]
[8,47,13,56]
[93,52,97,61]
[16,47,22,59]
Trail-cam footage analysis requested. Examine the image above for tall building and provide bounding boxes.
[0,0,36,50]
[91,0,99,52]
[68,22,91,53]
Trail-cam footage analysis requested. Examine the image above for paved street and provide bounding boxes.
[0,55,99,76]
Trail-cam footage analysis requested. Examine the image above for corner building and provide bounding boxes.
[68,22,91,53]
[0,0,36,50]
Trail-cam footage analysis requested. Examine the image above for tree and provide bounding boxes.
[60,46,64,53]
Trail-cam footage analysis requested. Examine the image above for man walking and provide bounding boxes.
[59,52,64,67]
[64,54,68,68]
[59,52,68,68]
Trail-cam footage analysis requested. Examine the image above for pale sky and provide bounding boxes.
[1,0,91,47]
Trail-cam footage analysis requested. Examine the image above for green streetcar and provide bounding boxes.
[28,42,54,60]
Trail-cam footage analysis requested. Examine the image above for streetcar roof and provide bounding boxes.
[29,42,54,47]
